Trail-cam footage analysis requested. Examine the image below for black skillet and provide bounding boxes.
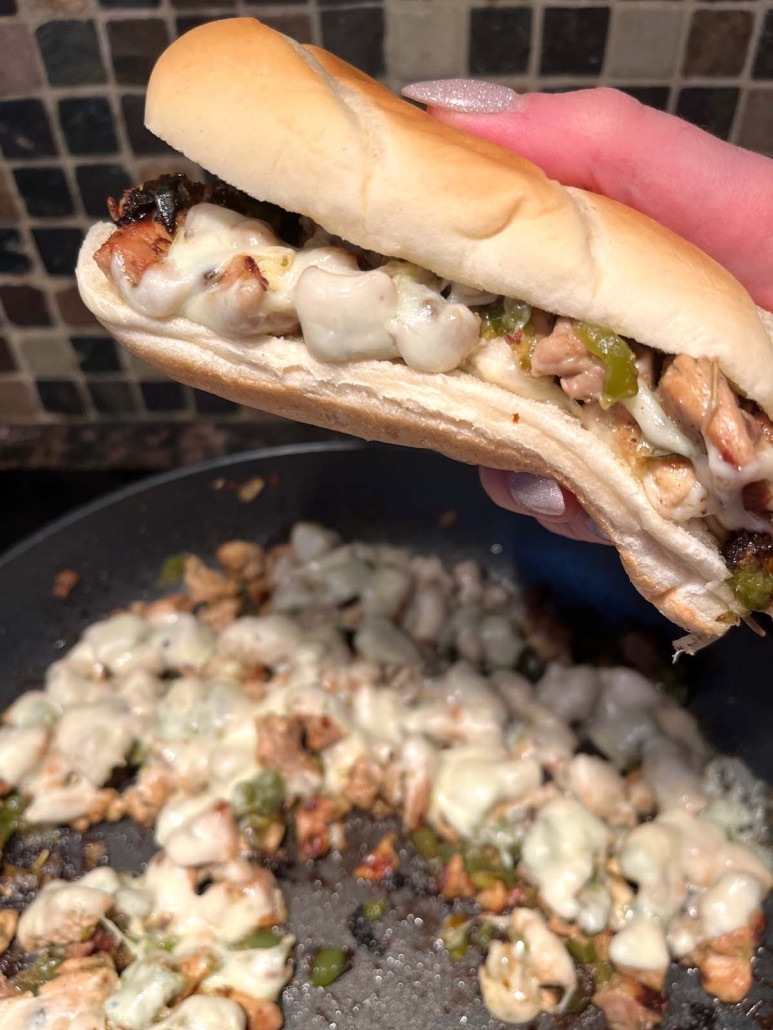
[1,441,773,1029]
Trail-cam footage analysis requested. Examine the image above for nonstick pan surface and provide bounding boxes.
[2,441,773,1029]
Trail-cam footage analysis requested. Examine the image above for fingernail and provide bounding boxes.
[508,472,566,517]
[402,79,523,114]
[585,515,610,542]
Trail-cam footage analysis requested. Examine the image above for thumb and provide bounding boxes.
[403,84,773,310]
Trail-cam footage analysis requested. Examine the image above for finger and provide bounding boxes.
[403,84,773,310]
[479,468,611,545]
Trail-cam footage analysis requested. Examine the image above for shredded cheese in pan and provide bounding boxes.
[0,522,771,1028]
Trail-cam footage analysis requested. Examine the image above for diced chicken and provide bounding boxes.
[184,556,240,605]
[222,992,283,1030]
[255,714,321,795]
[642,457,709,521]
[478,909,577,1024]
[688,917,762,1003]
[94,219,172,285]
[0,911,17,956]
[531,318,606,402]
[17,878,116,950]
[295,795,345,860]
[217,541,266,581]
[344,755,382,809]
[297,713,342,752]
[593,974,665,1030]
[659,355,756,469]
[354,831,400,882]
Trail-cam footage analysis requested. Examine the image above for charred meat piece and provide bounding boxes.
[94,220,172,286]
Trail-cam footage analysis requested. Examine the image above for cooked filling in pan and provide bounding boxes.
[94,175,773,615]
[1,522,771,1028]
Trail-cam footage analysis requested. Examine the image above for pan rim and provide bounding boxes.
[0,438,367,571]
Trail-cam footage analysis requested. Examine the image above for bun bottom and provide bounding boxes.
[77,224,743,648]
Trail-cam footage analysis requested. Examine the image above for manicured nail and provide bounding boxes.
[508,472,566,517]
[402,79,522,114]
[585,515,610,542]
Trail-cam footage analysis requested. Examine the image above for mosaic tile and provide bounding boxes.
[32,227,83,276]
[321,8,384,77]
[683,9,753,77]
[76,163,132,218]
[18,335,78,376]
[0,284,52,326]
[55,284,100,327]
[13,166,74,217]
[753,11,773,80]
[737,89,773,154]
[0,99,56,159]
[0,228,30,274]
[108,18,170,86]
[140,380,188,412]
[469,6,531,76]
[676,86,739,139]
[0,377,39,419]
[36,377,86,415]
[59,97,118,155]
[541,8,610,76]
[88,379,136,413]
[122,94,174,155]
[0,335,16,373]
[36,20,106,87]
[0,25,43,97]
[606,6,684,79]
[192,388,240,415]
[72,335,122,373]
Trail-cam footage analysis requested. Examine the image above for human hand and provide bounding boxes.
[402,83,773,544]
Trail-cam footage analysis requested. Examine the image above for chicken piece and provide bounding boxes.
[184,556,240,605]
[295,795,346,860]
[298,713,342,752]
[642,458,709,521]
[223,991,283,1030]
[688,916,762,1004]
[659,355,756,469]
[255,714,321,795]
[199,597,243,632]
[217,540,266,581]
[94,219,172,285]
[123,761,174,826]
[0,911,17,956]
[344,755,382,809]
[593,974,665,1030]
[531,318,606,402]
[478,909,577,1024]
[438,851,475,900]
[16,878,116,950]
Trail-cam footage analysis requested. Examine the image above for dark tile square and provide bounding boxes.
[13,167,74,218]
[320,8,384,77]
[32,228,84,276]
[121,94,174,155]
[56,285,100,328]
[72,336,121,373]
[172,0,234,10]
[0,229,30,274]
[470,6,531,76]
[259,13,313,43]
[36,21,106,87]
[59,97,118,156]
[0,0,18,14]
[101,0,160,9]
[0,285,51,326]
[107,19,170,86]
[753,11,773,79]
[0,100,56,159]
[244,0,306,4]
[0,25,42,96]
[0,337,15,373]
[37,379,85,415]
[618,85,670,111]
[684,10,753,77]
[676,87,738,140]
[140,380,187,411]
[193,388,239,415]
[88,379,136,414]
[175,15,231,34]
[541,7,610,76]
[76,163,133,218]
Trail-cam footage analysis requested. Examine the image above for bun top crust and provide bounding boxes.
[145,18,773,414]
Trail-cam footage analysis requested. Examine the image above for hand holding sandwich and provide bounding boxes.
[405,84,773,544]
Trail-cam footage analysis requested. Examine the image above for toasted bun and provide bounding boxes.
[78,222,737,647]
[76,18,773,645]
[144,18,773,418]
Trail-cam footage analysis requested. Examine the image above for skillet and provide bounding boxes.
[2,440,773,1029]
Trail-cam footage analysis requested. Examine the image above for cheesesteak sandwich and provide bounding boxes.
[75,18,773,648]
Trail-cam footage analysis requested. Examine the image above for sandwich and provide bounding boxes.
[75,17,773,649]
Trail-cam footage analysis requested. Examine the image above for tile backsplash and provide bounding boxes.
[0,0,771,424]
